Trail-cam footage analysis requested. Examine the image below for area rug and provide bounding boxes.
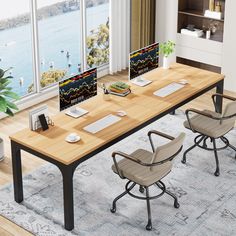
[0,111,236,236]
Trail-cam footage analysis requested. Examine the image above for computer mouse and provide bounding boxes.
[179,79,188,85]
[116,110,127,117]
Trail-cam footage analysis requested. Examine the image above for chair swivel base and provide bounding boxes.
[182,134,236,176]
[110,180,179,231]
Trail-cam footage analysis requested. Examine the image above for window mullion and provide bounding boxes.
[80,0,87,71]
[30,0,41,93]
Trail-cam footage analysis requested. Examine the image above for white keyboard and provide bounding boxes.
[153,82,185,97]
[83,114,121,134]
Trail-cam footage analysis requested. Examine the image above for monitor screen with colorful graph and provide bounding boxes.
[59,68,97,112]
[129,43,159,80]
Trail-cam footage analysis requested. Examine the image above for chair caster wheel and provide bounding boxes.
[181,159,186,164]
[110,207,116,213]
[146,222,152,231]
[174,201,180,208]
[139,186,145,193]
[214,171,220,177]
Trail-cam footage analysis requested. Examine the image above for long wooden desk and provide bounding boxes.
[10,63,224,230]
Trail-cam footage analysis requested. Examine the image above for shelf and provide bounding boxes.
[178,9,224,22]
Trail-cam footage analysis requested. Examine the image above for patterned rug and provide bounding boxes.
[0,111,236,236]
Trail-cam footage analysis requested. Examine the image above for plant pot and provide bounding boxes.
[163,56,170,69]
[0,138,4,161]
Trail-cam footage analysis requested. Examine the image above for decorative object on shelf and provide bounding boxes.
[209,0,215,11]
[160,41,176,69]
[209,20,219,34]
[0,67,19,161]
[215,1,221,12]
[206,30,211,39]
[186,24,195,31]
[181,27,204,38]
[203,20,219,36]
[204,9,223,20]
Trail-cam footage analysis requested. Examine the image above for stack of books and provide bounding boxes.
[108,82,131,97]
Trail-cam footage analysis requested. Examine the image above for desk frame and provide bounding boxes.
[11,79,224,231]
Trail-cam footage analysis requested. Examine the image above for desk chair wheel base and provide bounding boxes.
[214,170,220,177]
[110,206,116,213]
[182,134,222,176]
[174,200,180,208]
[139,186,145,193]
[110,180,179,231]
[146,221,152,231]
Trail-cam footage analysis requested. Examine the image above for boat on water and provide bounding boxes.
[5,41,16,47]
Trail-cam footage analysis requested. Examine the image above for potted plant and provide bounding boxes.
[0,68,19,161]
[160,40,176,69]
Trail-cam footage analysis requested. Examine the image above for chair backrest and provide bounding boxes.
[150,132,185,171]
[221,101,236,126]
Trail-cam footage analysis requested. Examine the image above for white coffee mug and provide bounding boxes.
[68,133,77,141]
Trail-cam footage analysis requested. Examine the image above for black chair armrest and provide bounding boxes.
[148,130,174,140]
[112,151,144,178]
[212,93,236,113]
[147,130,174,153]
[112,151,141,164]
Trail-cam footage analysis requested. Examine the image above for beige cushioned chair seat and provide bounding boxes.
[184,110,233,138]
[112,149,172,187]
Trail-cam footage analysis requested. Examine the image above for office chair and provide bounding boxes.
[110,131,185,230]
[182,93,236,176]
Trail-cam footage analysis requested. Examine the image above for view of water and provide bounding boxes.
[0,3,109,97]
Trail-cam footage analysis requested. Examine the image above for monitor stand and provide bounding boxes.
[65,107,88,118]
[131,76,152,87]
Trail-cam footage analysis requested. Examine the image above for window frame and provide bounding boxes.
[22,0,109,99]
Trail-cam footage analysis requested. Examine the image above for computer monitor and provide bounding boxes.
[129,42,159,86]
[59,68,97,118]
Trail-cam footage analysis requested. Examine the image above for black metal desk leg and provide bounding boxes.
[216,80,224,113]
[11,140,23,203]
[60,165,75,231]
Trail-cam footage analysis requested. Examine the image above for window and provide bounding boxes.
[86,0,109,69]
[0,0,34,97]
[37,0,82,89]
[0,0,109,100]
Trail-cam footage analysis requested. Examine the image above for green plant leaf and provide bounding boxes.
[1,91,20,100]
[0,78,8,84]
[3,76,14,79]
[3,80,11,86]
[0,96,7,112]
[5,107,14,116]
[0,69,4,78]
[6,100,19,111]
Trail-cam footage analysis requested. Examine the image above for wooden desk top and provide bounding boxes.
[10,63,224,165]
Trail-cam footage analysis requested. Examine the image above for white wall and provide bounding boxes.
[155,0,178,64]
[222,0,236,92]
